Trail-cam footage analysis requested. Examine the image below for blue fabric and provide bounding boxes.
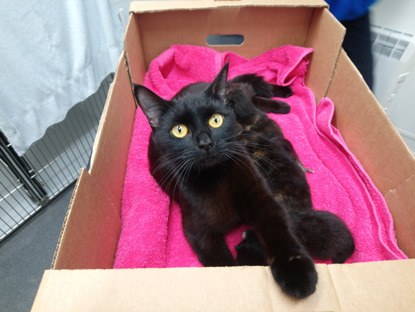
[326,0,377,21]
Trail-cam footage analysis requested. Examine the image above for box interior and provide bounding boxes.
[52,0,415,272]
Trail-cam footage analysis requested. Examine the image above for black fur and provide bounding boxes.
[133,63,354,299]
[235,230,268,266]
[224,71,355,265]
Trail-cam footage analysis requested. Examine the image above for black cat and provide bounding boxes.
[135,60,354,298]
[224,72,355,265]
[144,64,355,266]
[133,63,344,299]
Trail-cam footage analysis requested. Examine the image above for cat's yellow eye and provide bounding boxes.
[209,114,224,128]
[171,124,188,138]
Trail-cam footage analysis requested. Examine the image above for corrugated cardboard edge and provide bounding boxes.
[327,50,415,257]
[50,171,82,269]
[384,173,415,258]
[123,11,146,88]
[130,0,329,13]
[32,261,415,311]
[304,6,345,101]
[88,50,137,213]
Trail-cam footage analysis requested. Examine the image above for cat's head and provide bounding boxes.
[134,63,243,171]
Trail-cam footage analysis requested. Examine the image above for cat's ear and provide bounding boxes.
[206,61,229,99]
[134,84,168,128]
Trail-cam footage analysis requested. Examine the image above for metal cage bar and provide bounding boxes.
[0,74,113,243]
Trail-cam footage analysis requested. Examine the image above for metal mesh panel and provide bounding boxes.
[0,163,41,239]
[0,74,113,242]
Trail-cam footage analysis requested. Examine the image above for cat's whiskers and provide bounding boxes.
[151,153,193,194]
[172,158,195,197]
[221,142,261,186]
[150,150,186,175]
[165,157,194,195]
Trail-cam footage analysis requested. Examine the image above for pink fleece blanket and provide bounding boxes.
[113,45,406,269]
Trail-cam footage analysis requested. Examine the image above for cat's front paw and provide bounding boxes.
[270,254,317,299]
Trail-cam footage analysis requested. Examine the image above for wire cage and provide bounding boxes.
[0,74,113,243]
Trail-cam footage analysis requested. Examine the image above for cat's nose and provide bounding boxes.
[197,133,213,152]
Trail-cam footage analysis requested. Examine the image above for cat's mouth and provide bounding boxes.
[197,152,224,169]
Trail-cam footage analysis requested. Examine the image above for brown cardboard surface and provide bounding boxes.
[305,8,345,101]
[52,169,121,270]
[128,0,343,101]
[89,52,136,213]
[124,14,146,85]
[327,50,415,257]
[130,0,329,13]
[32,261,415,311]
[384,174,415,258]
[31,265,336,311]
[133,6,314,71]
[329,260,415,311]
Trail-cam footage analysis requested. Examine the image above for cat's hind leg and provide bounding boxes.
[291,210,355,263]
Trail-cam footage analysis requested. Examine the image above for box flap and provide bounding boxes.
[130,0,329,13]
[304,8,345,101]
[124,12,146,85]
[52,169,121,270]
[32,260,415,311]
[126,5,331,84]
[328,260,415,311]
[327,50,415,257]
[32,265,337,311]
[384,173,415,258]
[126,1,342,103]
[89,52,136,213]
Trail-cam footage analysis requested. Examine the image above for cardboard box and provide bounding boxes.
[32,1,415,311]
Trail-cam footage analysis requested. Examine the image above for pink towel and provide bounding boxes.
[113,45,407,269]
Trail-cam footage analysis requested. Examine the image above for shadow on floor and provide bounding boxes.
[0,184,74,312]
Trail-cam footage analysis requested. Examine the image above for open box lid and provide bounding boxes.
[32,261,415,311]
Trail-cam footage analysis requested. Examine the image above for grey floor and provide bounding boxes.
[0,184,74,312]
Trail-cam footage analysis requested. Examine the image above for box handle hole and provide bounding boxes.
[206,34,244,46]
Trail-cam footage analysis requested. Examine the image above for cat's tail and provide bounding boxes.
[290,210,355,263]
[236,210,355,265]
